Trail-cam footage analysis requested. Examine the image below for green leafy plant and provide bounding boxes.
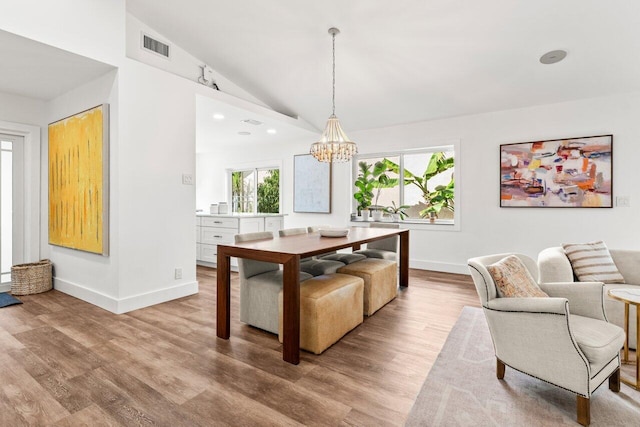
[257,169,279,213]
[353,161,375,213]
[422,176,454,217]
[385,201,410,220]
[353,161,397,213]
[380,152,454,218]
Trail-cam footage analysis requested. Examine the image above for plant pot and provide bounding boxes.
[371,210,383,221]
[361,209,370,221]
[429,212,436,223]
[391,213,401,222]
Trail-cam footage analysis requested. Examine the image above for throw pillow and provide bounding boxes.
[562,241,625,284]
[487,255,549,298]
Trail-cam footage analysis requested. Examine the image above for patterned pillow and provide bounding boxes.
[562,241,625,284]
[487,255,549,298]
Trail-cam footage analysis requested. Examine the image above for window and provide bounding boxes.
[230,167,280,214]
[353,146,455,223]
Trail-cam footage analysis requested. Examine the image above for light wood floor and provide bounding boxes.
[0,267,480,426]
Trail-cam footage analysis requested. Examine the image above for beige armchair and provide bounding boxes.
[354,222,399,261]
[468,253,625,426]
[236,231,313,334]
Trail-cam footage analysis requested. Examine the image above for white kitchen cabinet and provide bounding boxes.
[196,214,284,270]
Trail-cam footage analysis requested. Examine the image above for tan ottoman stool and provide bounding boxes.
[278,273,364,355]
[337,258,397,316]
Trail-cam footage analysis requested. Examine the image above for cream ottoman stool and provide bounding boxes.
[337,258,397,316]
[278,273,364,354]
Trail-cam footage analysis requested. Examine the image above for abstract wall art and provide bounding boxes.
[49,104,109,255]
[293,154,331,213]
[500,135,612,208]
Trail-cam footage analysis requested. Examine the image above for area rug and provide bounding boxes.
[406,306,640,426]
[0,292,22,308]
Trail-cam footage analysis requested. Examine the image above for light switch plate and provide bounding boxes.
[616,196,630,207]
[182,173,194,185]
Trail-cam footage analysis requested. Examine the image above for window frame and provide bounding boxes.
[227,164,281,215]
[352,141,460,230]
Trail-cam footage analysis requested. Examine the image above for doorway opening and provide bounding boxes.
[0,133,24,285]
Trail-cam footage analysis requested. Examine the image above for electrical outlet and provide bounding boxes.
[174,268,182,280]
[182,173,194,185]
[616,196,631,207]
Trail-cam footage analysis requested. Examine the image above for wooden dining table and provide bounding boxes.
[216,226,409,364]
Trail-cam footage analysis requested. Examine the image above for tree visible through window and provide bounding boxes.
[353,148,455,222]
[231,167,280,214]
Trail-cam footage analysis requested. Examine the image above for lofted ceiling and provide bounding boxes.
[127,0,640,133]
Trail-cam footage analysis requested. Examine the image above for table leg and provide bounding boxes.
[624,303,629,363]
[636,306,639,387]
[399,230,409,287]
[282,256,300,365]
[216,251,231,339]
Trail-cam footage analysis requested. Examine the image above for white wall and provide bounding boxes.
[116,58,203,309]
[43,71,120,304]
[0,92,45,125]
[126,13,271,109]
[196,137,354,229]
[349,91,640,272]
[199,91,640,274]
[1,0,201,313]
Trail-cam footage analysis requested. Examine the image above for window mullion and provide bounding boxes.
[399,154,404,207]
[254,168,257,214]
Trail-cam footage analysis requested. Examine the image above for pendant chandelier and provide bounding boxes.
[310,27,357,163]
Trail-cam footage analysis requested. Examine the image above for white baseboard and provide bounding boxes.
[53,277,198,314]
[0,283,10,293]
[411,259,468,275]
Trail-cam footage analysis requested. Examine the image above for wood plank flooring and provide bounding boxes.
[0,267,480,426]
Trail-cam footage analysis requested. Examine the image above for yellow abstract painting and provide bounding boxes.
[49,104,109,255]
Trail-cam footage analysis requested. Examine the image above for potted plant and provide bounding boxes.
[385,201,409,222]
[353,161,374,220]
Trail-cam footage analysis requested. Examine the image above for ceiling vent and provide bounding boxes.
[141,33,170,59]
[241,119,263,126]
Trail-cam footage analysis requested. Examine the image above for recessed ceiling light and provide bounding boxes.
[238,131,251,136]
[267,129,277,134]
[212,113,225,120]
[540,50,567,65]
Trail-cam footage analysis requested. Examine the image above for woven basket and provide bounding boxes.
[10,259,53,295]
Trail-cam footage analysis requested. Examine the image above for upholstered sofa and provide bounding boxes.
[538,247,638,348]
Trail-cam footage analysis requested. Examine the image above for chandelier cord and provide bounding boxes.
[332,30,336,116]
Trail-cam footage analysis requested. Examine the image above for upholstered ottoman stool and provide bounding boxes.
[337,258,397,316]
[278,273,364,354]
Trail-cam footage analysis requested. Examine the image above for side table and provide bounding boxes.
[608,288,640,390]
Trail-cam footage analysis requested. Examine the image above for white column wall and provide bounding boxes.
[116,58,203,309]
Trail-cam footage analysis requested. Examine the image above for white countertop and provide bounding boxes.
[196,212,285,218]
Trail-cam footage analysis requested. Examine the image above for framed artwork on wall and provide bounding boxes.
[293,154,331,213]
[500,134,613,208]
[48,104,109,255]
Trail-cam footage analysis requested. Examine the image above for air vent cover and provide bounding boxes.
[142,33,170,58]
[241,119,263,126]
